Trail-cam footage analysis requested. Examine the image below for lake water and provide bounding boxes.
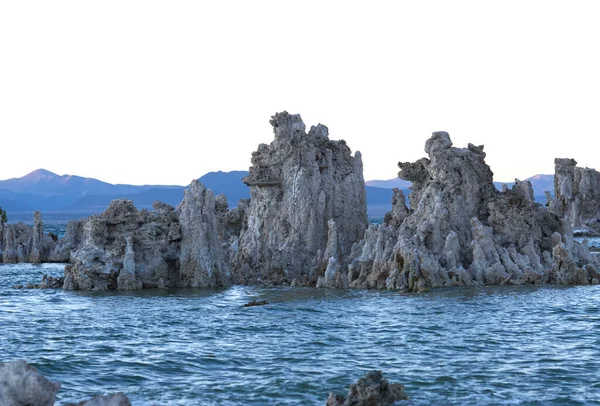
[1,263,600,405]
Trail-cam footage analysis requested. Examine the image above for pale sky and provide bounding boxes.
[1,1,599,186]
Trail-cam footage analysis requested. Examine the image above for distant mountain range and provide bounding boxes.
[0,169,399,221]
[0,169,554,223]
[365,178,412,189]
[367,174,554,203]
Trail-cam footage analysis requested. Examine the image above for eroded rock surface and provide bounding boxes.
[326,370,408,406]
[60,181,238,291]
[63,199,181,291]
[48,219,85,262]
[347,132,599,291]
[178,180,231,287]
[28,211,44,263]
[553,158,600,233]
[234,112,367,286]
[0,360,61,406]
[1,212,56,264]
[0,360,131,406]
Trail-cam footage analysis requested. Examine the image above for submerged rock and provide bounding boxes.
[243,299,269,307]
[326,370,408,406]
[234,112,367,286]
[0,360,61,406]
[65,393,131,406]
[15,275,65,290]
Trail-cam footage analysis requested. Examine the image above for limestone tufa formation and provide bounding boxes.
[347,132,600,292]
[28,211,44,263]
[48,219,85,262]
[63,199,181,291]
[234,111,367,287]
[22,116,600,293]
[1,212,56,264]
[178,180,232,287]
[553,158,600,233]
[60,182,243,291]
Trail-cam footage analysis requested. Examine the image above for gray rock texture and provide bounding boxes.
[234,112,367,286]
[347,132,599,291]
[553,158,600,233]
[60,182,238,291]
[326,370,408,406]
[2,224,20,263]
[178,180,231,287]
[28,211,44,263]
[63,199,181,291]
[48,219,85,262]
[0,360,131,406]
[21,119,600,292]
[0,360,61,406]
[1,213,56,264]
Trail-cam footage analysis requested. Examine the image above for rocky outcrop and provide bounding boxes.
[21,117,600,293]
[0,360,130,406]
[234,112,367,286]
[218,198,249,254]
[2,224,20,263]
[115,235,143,290]
[60,182,238,291]
[178,180,231,287]
[326,370,408,406]
[553,158,600,233]
[28,212,44,263]
[347,189,409,289]
[63,199,181,291]
[48,219,85,262]
[1,213,56,264]
[347,132,599,291]
[0,360,61,406]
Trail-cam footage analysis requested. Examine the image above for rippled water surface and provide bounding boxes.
[2,263,600,405]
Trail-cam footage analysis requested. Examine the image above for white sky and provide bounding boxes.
[1,1,599,185]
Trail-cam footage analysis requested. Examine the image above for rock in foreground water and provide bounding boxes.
[0,360,131,406]
[326,370,408,406]
[0,360,61,406]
